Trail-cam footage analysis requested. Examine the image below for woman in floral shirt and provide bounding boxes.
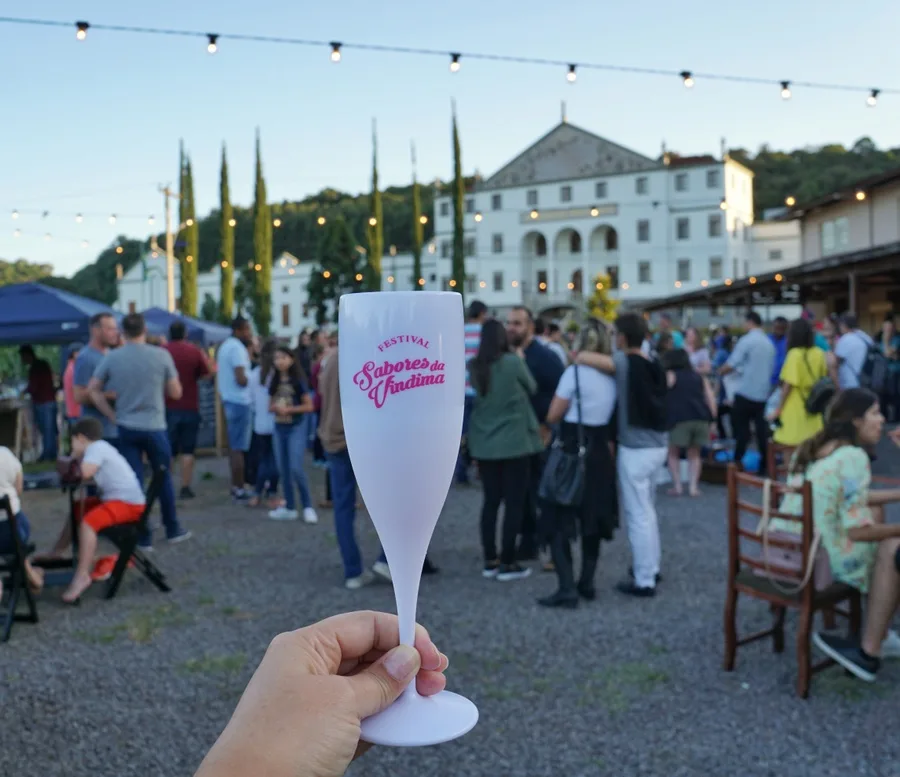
[782,388,900,683]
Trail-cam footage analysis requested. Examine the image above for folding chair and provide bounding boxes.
[723,465,861,698]
[98,467,171,599]
[0,496,39,642]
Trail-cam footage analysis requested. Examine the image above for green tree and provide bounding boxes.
[586,273,620,322]
[451,106,466,299]
[219,143,235,323]
[200,293,218,322]
[234,269,254,318]
[179,154,200,317]
[252,129,272,335]
[307,216,365,324]
[411,142,424,290]
[366,122,383,290]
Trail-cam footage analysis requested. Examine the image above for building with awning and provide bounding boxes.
[641,166,900,332]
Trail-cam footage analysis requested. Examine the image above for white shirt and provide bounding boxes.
[835,330,873,389]
[546,340,568,367]
[689,347,711,372]
[554,364,617,426]
[0,446,22,517]
[249,366,275,435]
[217,337,252,405]
[83,440,145,505]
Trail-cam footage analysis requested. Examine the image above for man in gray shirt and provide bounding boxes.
[88,313,191,548]
[73,312,121,443]
[577,313,668,597]
[720,311,776,467]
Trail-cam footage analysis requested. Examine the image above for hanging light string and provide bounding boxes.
[7,208,155,223]
[0,16,893,101]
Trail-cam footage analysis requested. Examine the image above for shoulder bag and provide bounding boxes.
[538,366,586,508]
[802,349,835,415]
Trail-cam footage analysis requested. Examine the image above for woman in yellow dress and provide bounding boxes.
[768,317,828,445]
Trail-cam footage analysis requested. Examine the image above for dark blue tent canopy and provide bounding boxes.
[142,307,231,346]
[0,282,117,345]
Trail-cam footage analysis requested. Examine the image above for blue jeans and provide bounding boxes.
[33,401,58,461]
[252,433,279,496]
[326,448,385,580]
[117,425,182,544]
[223,401,252,453]
[273,423,312,511]
[454,395,475,483]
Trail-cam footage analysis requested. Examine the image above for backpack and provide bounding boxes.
[855,334,892,395]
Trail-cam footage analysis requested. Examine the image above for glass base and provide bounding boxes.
[360,689,479,747]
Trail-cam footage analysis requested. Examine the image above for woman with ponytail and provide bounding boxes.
[781,388,900,682]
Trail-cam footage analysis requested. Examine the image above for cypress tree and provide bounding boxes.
[411,141,424,290]
[366,121,383,290]
[307,215,365,324]
[179,147,199,317]
[252,129,272,335]
[451,104,466,301]
[219,143,235,322]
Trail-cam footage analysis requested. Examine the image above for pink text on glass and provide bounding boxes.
[353,357,446,409]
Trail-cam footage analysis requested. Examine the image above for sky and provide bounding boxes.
[3,0,899,277]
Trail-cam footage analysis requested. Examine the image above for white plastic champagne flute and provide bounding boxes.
[339,290,479,747]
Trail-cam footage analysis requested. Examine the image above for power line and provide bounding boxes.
[0,15,893,102]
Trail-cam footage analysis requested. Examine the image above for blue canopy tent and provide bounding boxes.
[141,307,230,346]
[0,282,118,345]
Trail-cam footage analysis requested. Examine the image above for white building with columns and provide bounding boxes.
[432,120,784,315]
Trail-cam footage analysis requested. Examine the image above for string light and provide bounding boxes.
[590,207,599,217]
[75,213,83,223]
[567,64,577,83]
[11,210,18,220]
[674,281,682,288]
[115,245,123,254]
[221,260,228,268]
[254,263,261,271]
[323,270,331,278]
[449,279,457,288]
[109,214,117,224]
[785,196,796,207]
[44,233,51,241]
[529,209,539,220]
[855,190,866,201]
[780,80,792,99]
[317,216,326,226]
[207,34,218,54]
[81,240,89,248]
[700,280,709,287]
[449,53,460,72]
[419,215,428,225]
[387,275,394,283]
[749,276,757,284]
[724,278,733,286]
[595,282,603,290]
[621,282,630,290]
[368,216,377,226]
[474,212,483,223]
[13,229,20,238]
[418,278,425,286]
[288,268,295,275]
[148,215,155,225]
[273,217,282,227]
[186,255,193,263]
[185,218,194,226]
[511,280,519,288]
[0,17,889,104]
[719,198,727,211]
[479,280,486,288]
[775,273,784,282]
[228,217,236,227]
[355,273,363,281]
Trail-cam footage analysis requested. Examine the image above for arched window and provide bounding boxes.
[569,232,582,253]
[535,234,547,256]
[605,229,618,251]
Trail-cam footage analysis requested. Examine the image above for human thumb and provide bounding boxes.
[350,644,421,720]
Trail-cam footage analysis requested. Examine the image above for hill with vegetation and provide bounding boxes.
[7,136,900,305]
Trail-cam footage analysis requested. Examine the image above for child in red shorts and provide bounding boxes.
[62,417,146,603]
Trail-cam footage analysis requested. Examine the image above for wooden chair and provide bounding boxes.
[766,442,796,481]
[98,467,171,599]
[0,496,38,642]
[723,465,862,698]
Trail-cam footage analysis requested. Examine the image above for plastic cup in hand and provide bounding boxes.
[339,291,479,747]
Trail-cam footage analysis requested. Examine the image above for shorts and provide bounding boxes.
[167,409,201,456]
[0,512,30,554]
[76,497,145,533]
[669,419,711,449]
[223,401,252,453]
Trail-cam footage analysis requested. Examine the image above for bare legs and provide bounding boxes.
[180,454,195,492]
[61,522,98,603]
[666,446,682,496]
[229,450,244,490]
[861,536,900,657]
[666,446,702,497]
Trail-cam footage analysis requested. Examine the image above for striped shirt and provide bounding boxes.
[464,322,482,396]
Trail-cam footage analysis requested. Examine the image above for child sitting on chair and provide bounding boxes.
[0,446,44,597]
[62,418,146,603]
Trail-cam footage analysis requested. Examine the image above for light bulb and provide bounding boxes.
[369,216,377,226]
[221,261,228,268]
[780,81,792,100]
[529,209,539,220]
[186,255,193,263]
[11,210,18,220]
[719,199,727,211]
[680,70,694,88]
[474,212,483,222]
[75,213,83,223]
[775,273,783,282]
[855,190,866,201]
[419,215,428,224]
[596,282,603,290]
[511,280,519,288]
[724,278,733,286]
[185,218,194,226]
[75,21,89,41]
[228,218,236,227]
[418,278,425,286]
[785,196,796,207]
[388,275,395,283]
[254,263,261,271]
[323,270,331,279]
[701,280,709,287]
[449,279,457,288]
[273,218,282,227]
[590,207,599,217]
[13,229,20,238]
[674,281,682,288]
[44,233,51,241]
[317,216,326,226]
[355,273,363,281]
[81,240,89,248]
[567,64,577,83]
[109,214,117,224]
[207,34,218,54]
[288,268,295,275]
[148,215,155,226]
[479,280,486,288]
[449,53,460,73]
[330,42,342,62]
[621,282,630,290]
[116,246,123,254]
[749,276,757,284]
[867,89,879,107]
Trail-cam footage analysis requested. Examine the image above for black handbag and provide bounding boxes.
[538,366,586,508]
[802,350,835,415]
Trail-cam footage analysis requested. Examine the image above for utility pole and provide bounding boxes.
[159,184,180,312]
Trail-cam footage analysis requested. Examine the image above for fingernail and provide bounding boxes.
[383,645,419,682]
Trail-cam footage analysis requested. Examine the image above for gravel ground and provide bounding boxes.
[1,442,898,777]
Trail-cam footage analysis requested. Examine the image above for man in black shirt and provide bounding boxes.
[506,306,565,561]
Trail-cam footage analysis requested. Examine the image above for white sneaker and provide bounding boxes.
[268,507,299,521]
[882,629,900,659]
[372,560,392,583]
[302,507,319,524]
[345,571,374,590]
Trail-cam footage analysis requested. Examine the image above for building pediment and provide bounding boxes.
[483,122,656,190]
